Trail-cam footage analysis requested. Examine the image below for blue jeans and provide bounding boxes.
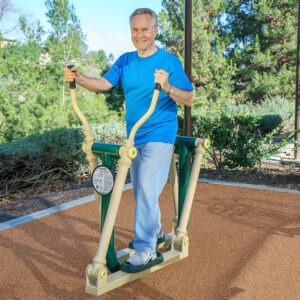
[130,142,173,253]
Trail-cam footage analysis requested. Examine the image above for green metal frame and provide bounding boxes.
[92,143,122,272]
[91,135,196,272]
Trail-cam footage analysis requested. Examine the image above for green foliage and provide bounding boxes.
[0,122,126,196]
[90,123,126,143]
[0,42,116,143]
[0,0,297,176]
[256,115,283,134]
[1,127,79,155]
[178,110,292,169]
[45,0,87,63]
[19,16,45,46]
[158,0,238,110]
[250,95,294,133]
[0,47,70,142]
[85,50,113,73]
[225,0,296,102]
[0,122,126,179]
[1,123,125,160]
[104,85,125,116]
[250,95,295,121]
[157,0,297,105]
[66,90,123,126]
[224,94,295,133]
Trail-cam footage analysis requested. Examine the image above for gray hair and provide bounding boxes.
[129,8,158,29]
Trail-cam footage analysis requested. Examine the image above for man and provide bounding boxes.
[64,8,193,267]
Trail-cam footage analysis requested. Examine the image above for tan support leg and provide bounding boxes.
[174,138,209,246]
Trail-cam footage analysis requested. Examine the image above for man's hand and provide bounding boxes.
[154,69,171,93]
[154,68,193,106]
[64,65,80,83]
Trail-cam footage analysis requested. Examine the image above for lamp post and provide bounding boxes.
[184,0,192,136]
[295,0,300,159]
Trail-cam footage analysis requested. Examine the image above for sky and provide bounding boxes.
[7,0,163,59]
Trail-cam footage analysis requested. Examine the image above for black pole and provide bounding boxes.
[295,0,300,160]
[184,0,192,136]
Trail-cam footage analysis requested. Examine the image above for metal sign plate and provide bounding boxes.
[92,165,114,195]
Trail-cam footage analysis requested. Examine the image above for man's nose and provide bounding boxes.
[136,31,144,38]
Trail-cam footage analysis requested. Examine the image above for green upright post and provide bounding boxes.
[100,153,120,272]
[178,145,191,225]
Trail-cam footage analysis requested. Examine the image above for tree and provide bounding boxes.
[225,0,297,103]
[0,40,72,142]
[45,0,88,105]
[0,0,118,143]
[0,0,18,36]
[45,0,87,64]
[158,0,237,110]
[19,16,45,46]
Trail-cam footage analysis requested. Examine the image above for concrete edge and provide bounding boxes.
[198,178,300,195]
[1,180,299,232]
[0,183,133,231]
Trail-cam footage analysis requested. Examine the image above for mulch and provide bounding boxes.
[1,160,299,224]
[1,181,299,299]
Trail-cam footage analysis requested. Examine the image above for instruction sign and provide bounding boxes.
[92,166,114,195]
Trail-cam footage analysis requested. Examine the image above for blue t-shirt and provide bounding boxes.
[103,48,193,145]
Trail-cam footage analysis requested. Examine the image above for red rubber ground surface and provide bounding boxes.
[1,182,299,299]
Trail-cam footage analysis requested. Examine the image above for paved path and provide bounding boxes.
[268,142,300,165]
[0,182,299,299]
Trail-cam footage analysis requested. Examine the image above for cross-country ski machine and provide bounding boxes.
[67,69,209,296]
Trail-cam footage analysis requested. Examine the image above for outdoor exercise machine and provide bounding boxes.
[67,68,209,296]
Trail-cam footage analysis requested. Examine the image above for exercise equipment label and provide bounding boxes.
[92,166,114,195]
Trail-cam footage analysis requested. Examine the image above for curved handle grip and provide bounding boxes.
[128,84,161,143]
[66,64,96,173]
[155,83,161,91]
[67,64,76,89]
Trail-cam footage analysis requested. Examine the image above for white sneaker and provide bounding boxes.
[127,251,157,265]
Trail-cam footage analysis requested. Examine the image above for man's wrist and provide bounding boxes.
[76,74,85,84]
[166,85,174,96]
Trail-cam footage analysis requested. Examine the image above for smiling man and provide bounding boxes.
[64,8,193,269]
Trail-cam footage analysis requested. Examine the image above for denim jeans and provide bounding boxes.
[130,142,173,253]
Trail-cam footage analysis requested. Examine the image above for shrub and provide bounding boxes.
[251,95,294,121]
[0,122,126,197]
[256,114,282,134]
[224,95,294,133]
[178,110,292,169]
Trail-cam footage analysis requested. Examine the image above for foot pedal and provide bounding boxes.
[120,251,164,273]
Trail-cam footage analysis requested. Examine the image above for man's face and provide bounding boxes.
[130,14,158,53]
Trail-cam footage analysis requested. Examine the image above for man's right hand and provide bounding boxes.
[63,65,113,93]
[64,65,79,83]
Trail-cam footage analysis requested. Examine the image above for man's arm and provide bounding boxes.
[154,69,194,107]
[164,85,194,107]
[64,66,113,93]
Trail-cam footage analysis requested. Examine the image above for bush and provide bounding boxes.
[256,114,282,133]
[0,122,126,197]
[251,95,294,121]
[178,110,292,169]
[224,95,294,133]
